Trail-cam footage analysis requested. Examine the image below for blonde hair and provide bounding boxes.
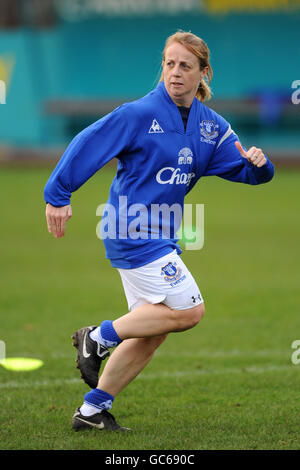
[159,31,213,102]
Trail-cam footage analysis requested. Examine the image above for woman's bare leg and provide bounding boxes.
[97,334,168,396]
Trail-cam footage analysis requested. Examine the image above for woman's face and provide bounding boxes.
[163,41,204,107]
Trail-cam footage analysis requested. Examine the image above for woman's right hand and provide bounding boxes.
[46,203,72,238]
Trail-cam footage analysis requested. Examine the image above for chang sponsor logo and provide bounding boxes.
[156,167,195,185]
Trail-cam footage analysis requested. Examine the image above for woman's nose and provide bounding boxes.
[172,65,181,76]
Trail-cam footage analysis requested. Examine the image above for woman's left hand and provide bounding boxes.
[235,141,267,168]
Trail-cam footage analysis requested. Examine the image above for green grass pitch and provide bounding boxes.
[0,165,300,450]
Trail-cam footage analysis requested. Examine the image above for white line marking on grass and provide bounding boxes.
[47,349,288,359]
[0,377,82,390]
[138,364,299,379]
[0,364,298,390]
[155,349,288,358]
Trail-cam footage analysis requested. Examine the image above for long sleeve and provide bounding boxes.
[203,123,274,185]
[44,106,131,207]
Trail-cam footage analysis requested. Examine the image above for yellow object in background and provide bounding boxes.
[206,0,292,13]
[0,54,15,90]
[0,358,44,371]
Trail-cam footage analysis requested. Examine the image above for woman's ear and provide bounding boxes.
[201,66,209,80]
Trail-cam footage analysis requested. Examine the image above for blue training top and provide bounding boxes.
[44,82,274,269]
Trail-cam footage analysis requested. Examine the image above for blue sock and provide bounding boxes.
[99,320,122,348]
[81,388,114,415]
[89,320,122,348]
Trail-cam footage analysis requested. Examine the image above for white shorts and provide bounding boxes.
[117,250,204,311]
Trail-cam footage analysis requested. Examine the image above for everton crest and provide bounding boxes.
[161,262,182,283]
[200,120,219,141]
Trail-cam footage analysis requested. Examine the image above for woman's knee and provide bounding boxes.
[172,302,205,330]
[187,302,205,327]
[196,302,205,322]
